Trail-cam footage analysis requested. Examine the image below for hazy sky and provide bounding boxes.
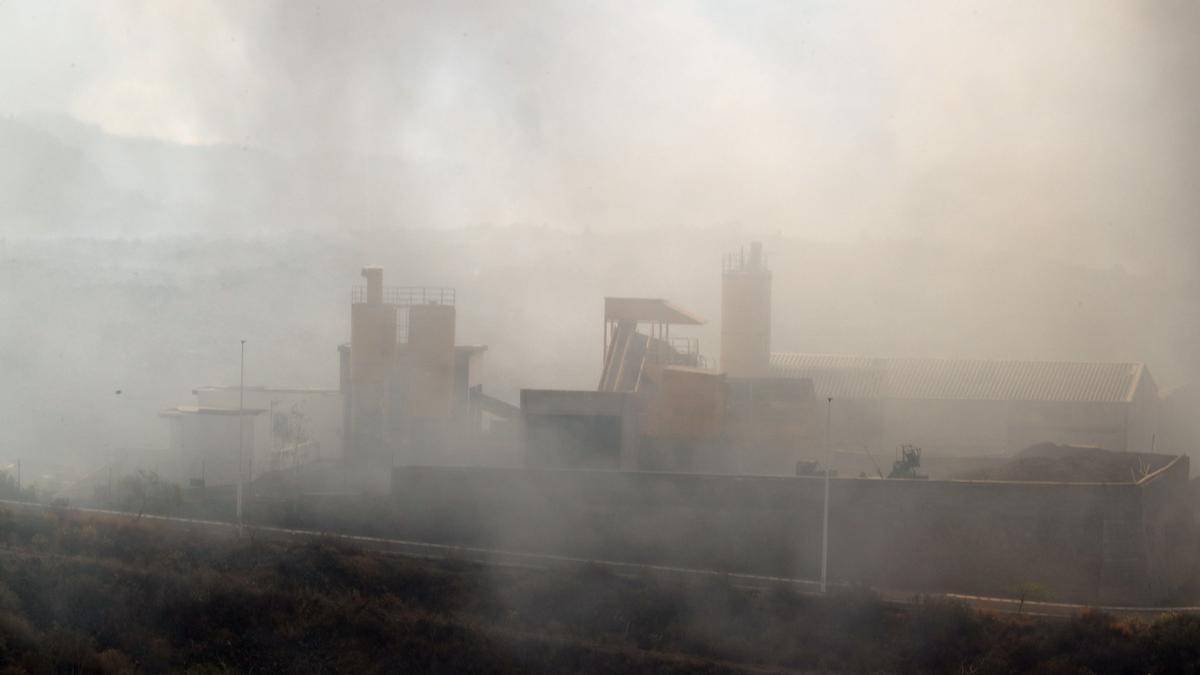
[1,1,1197,269]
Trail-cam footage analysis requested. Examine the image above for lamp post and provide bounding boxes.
[821,396,832,593]
[237,339,245,532]
[109,388,122,504]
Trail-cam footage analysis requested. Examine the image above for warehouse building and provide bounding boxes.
[770,353,1159,458]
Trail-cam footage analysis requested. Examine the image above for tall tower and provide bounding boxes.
[349,266,398,485]
[720,242,772,378]
[405,302,456,420]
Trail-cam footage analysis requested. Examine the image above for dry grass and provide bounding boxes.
[0,507,1198,674]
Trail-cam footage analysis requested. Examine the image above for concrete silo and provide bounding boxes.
[720,242,772,378]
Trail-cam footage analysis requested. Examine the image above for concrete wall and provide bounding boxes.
[723,377,822,475]
[1135,455,1195,601]
[391,456,1192,604]
[642,367,725,441]
[164,410,267,487]
[520,390,637,470]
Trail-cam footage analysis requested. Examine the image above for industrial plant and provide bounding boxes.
[150,241,1198,607]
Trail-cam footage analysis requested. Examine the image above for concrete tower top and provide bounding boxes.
[361,266,384,305]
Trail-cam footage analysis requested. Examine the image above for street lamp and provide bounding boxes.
[821,396,832,593]
[237,339,245,532]
[109,388,123,504]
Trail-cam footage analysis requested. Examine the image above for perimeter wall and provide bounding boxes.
[389,455,1192,604]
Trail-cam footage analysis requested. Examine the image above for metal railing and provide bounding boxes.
[646,336,706,368]
[397,309,409,344]
[351,286,456,306]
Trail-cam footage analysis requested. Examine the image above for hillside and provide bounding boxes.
[2,506,1200,673]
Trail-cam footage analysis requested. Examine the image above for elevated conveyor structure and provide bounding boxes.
[599,298,706,393]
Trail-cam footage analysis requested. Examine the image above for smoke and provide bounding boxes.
[3,8,1200,667]
[0,1,1198,480]
[887,1,1200,271]
[1,1,1195,271]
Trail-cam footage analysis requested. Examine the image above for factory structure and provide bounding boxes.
[162,265,508,491]
[162,241,1168,487]
[523,248,821,475]
[339,265,503,490]
[154,241,1196,604]
[164,242,1165,488]
[521,241,1161,476]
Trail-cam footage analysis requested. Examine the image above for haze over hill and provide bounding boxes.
[2,223,1198,481]
[2,1,1198,267]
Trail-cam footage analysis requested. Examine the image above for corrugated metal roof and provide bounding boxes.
[770,353,877,370]
[769,353,1145,403]
[769,353,886,399]
[886,358,1144,402]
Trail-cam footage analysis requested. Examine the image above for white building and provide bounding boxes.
[162,386,343,487]
[160,405,266,487]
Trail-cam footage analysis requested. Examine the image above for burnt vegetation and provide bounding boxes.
[0,508,1199,673]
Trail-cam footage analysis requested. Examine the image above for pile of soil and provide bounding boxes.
[952,443,1161,483]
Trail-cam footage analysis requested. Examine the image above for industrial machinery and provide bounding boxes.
[888,444,927,479]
